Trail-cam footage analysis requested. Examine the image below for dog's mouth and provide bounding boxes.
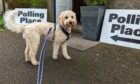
[66,21,75,27]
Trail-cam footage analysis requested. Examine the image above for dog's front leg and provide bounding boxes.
[61,42,71,60]
[52,42,60,60]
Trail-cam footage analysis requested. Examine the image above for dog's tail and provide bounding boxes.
[4,10,25,33]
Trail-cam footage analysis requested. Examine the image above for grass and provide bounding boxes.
[0,15,5,31]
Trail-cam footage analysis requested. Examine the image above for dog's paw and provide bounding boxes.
[25,57,30,62]
[64,56,71,60]
[31,61,39,66]
[52,56,58,60]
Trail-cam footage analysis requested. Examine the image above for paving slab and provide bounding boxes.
[68,33,100,50]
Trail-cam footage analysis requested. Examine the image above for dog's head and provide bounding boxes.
[58,10,77,29]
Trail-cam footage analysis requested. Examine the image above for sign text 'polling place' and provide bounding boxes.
[100,9,140,49]
[15,8,47,25]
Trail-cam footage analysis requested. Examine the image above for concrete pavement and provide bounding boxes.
[0,31,140,84]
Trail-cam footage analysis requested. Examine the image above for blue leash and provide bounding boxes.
[37,28,52,84]
[37,0,56,84]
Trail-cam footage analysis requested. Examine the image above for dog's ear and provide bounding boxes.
[58,14,63,25]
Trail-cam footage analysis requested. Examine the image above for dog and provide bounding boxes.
[4,10,77,65]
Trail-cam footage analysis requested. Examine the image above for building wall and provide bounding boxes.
[47,0,140,22]
[108,0,140,9]
[47,0,73,22]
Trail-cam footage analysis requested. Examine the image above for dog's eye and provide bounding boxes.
[65,16,68,19]
[71,16,74,18]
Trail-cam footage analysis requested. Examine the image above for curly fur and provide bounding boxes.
[4,10,77,65]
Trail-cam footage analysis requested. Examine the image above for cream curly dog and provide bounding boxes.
[4,10,77,65]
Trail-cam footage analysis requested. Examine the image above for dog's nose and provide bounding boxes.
[69,22,73,25]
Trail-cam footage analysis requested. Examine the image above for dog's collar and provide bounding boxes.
[60,25,71,41]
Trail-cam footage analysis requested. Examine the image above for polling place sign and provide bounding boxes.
[15,8,47,25]
[100,9,140,49]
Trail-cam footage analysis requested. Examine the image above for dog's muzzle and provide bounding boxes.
[66,21,75,27]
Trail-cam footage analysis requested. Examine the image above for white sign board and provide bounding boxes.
[15,8,47,25]
[100,9,140,49]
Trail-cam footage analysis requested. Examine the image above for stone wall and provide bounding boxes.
[108,0,140,9]
[0,0,3,14]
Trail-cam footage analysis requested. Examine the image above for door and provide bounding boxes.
[56,0,73,19]
[73,0,84,22]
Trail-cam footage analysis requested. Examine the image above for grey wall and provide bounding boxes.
[108,0,140,9]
